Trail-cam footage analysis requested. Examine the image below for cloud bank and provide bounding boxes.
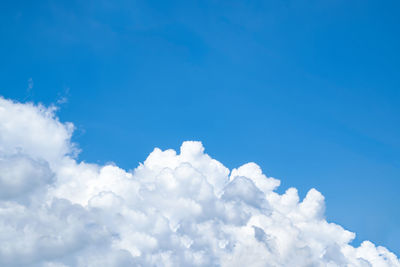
[0,97,398,267]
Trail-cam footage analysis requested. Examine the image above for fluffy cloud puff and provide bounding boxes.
[0,97,398,267]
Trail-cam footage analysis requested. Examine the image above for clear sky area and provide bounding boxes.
[1,0,399,255]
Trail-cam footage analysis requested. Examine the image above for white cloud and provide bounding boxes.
[0,97,398,266]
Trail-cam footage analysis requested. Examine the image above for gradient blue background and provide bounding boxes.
[1,0,399,254]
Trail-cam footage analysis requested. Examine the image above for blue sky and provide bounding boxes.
[1,0,399,254]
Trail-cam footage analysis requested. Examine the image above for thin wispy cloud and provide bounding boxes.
[27,78,33,91]
[56,87,70,105]
[22,78,34,102]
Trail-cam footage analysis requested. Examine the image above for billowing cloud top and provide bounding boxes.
[0,97,398,267]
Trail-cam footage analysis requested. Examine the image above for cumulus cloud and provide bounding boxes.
[0,97,398,267]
